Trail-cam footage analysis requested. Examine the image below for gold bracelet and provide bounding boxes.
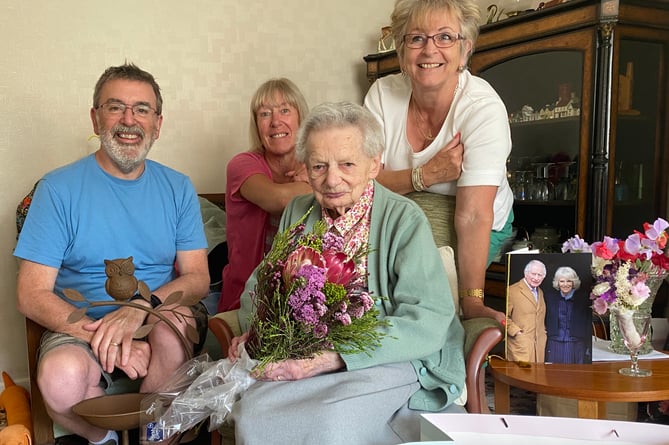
[460,288,484,299]
[411,166,426,192]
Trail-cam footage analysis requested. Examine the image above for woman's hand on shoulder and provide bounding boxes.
[422,132,463,187]
[286,164,309,184]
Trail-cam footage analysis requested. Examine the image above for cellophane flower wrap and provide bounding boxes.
[561,218,669,315]
[245,207,388,370]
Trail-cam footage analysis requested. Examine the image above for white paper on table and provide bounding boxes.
[419,413,669,444]
[591,336,669,361]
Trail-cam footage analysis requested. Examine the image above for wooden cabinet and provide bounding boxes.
[363,0,669,310]
[469,0,669,245]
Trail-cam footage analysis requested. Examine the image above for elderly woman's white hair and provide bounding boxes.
[552,266,582,291]
[295,101,385,162]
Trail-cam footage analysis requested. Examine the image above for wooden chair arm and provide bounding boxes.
[461,317,504,414]
[208,310,241,358]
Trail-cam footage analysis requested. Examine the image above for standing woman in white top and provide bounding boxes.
[364,0,513,325]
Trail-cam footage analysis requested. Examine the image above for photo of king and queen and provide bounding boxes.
[505,252,594,364]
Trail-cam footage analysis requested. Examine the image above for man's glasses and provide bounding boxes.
[403,32,465,49]
[96,101,159,118]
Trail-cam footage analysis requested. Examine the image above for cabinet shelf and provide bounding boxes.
[510,116,580,127]
[514,200,575,206]
[468,0,669,244]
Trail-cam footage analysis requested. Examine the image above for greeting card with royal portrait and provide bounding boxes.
[505,252,593,364]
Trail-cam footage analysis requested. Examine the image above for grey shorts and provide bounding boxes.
[38,301,209,390]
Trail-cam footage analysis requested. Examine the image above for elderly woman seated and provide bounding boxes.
[227,101,466,444]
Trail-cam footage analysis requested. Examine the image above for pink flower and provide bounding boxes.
[591,236,619,260]
[283,246,324,285]
[628,281,651,306]
[322,250,357,285]
[592,298,609,315]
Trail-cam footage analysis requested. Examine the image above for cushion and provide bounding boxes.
[438,245,459,314]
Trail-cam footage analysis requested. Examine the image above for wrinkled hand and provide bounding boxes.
[84,306,147,372]
[286,164,309,184]
[253,351,344,381]
[422,132,463,187]
[228,332,250,362]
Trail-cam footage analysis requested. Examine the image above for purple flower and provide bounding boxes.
[359,292,374,311]
[561,235,591,253]
[313,323,329,338]
[624,233,644,257]
[349,304,365,319]
[646,218,669,241]
[288,264,327,325]
[334,312,352,326]
[322,231,345,251]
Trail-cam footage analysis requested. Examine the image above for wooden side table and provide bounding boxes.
[489,357,669,419]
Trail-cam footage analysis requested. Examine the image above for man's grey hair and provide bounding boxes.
[524,259,546,276]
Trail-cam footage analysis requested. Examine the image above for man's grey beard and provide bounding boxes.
[100,125,155,174]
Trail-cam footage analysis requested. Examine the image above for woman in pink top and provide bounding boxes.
[219,79,312,312]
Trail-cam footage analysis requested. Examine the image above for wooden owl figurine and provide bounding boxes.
[104,256,139,301]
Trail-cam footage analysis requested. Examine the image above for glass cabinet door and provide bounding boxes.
[470,30,594,252]
[610,30,669,238]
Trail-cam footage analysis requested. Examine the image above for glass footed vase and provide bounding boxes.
[608,271,666,354]
[613,310,652,377]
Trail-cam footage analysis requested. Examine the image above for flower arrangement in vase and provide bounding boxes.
[562,218,669,354]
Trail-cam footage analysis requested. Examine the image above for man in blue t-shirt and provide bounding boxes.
[14,63,209,445]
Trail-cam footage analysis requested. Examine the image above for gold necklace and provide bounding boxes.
[411,96,435,142]
[410,82,460,145]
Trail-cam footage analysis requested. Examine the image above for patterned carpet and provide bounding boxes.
[484,367,536,415]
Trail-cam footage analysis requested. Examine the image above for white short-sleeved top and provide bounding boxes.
[364,71,514,231]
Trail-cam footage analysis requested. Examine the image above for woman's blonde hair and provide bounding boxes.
[248,78,309,152]
[391,0,481,69]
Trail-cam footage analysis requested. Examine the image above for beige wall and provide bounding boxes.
[0,0,491,388]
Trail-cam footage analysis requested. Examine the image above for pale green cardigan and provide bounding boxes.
[239,182,466,411]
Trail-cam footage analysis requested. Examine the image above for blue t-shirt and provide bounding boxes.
[14,154,207,319]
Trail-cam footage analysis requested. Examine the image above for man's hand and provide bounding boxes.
[84,305,147,372]
[114,340,151,379]
[422,132,463,187]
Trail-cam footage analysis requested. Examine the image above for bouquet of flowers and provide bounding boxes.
[561,217,669,315]
[146,208,390,440]
[245,208,389,370]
